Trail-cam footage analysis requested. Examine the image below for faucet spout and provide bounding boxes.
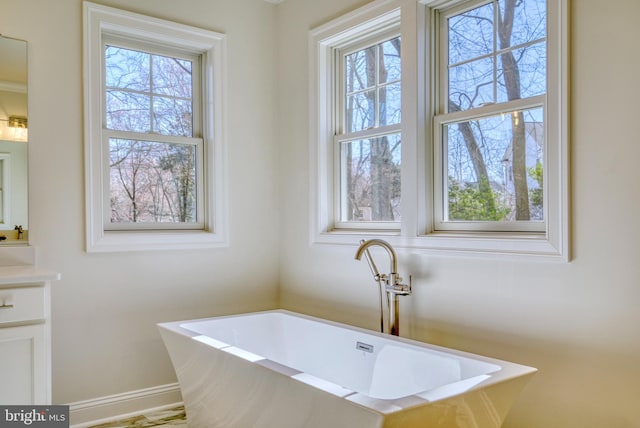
[355,239,398,274]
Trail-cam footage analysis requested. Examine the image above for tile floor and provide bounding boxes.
[88,406,187,427]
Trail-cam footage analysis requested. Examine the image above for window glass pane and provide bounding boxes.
[499,0,546,48]
[497,42,546,102]
[105,45,194,137]
[105,46,150,91]
[345,46,376,92]
[445,107,543,222]
[152,55,193,98]
[106,90,151,133]
[109,138,197,224]
[379,83,401,126]
[379,37,401,83]
[448,2,494,65]
[341,133,401,222]
[346,90,375,132]
[344,36,401,132]
[447,0,547,112]
[448,57,494,110]
[153,96,193,137]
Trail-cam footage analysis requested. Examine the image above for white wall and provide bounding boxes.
[277,0,640,427]
[0,0,281,404]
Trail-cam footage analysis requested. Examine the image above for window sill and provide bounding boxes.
[86,230,229,253]
[313,230,567,261]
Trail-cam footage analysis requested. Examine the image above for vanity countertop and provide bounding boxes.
[0,265,60,285]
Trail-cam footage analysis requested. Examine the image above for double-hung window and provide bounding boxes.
[336,33,402,229]
[433,0,548,233]
[310,2,403,235]
[312,0,568,259]
[104,39,203,229]
[425,0,569,258]
[83,2,228,252]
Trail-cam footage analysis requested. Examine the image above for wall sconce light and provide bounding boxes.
[0,116,28,142]
[8,116,27,129]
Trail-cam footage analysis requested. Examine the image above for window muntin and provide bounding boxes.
[103,41,204,230]
[435,0,547,231]
[337,35,402,227]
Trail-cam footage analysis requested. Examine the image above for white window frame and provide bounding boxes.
[310,0,569,260]
[83,2,228,252]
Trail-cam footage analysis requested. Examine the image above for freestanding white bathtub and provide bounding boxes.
[158,310,536,428]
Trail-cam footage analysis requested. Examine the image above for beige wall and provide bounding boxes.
[0,0,281,403]
[2,0,640,426]
[277,0,640,427]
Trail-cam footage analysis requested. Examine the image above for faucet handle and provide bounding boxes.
[387,274,412,295]
[401,275,412,295]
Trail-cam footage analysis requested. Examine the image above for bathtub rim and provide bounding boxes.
[158,308,537,413]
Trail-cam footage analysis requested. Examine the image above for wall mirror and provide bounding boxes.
[0,35,28,244]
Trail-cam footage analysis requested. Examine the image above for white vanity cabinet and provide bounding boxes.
[0,266,59,404]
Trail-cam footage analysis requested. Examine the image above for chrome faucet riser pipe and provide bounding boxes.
[358,240,385,333]
[389,294,400,336]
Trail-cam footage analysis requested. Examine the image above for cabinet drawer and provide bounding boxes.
[0,287,45,324]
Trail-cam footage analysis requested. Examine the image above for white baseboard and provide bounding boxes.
[68,383,183,427]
